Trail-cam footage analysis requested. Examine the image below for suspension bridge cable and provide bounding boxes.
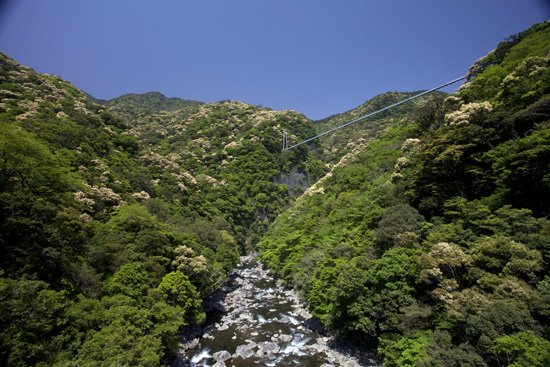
[286,75,467,150]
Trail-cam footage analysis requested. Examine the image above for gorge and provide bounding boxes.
[1,20,550,367]
[181,254,379,367]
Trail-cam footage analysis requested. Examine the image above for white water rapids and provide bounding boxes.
[180,254,380,367]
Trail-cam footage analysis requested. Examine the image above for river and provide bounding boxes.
[178,254,380,367]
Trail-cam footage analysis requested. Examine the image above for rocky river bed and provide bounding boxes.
[175,254,380,367]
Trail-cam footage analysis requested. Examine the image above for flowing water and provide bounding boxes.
[182,255,380,367]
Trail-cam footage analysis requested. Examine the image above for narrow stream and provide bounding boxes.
[180,254,380,367]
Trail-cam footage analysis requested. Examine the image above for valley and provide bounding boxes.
[1,20,550,367]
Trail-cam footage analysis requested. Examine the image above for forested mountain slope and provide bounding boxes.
[259,21,550,367]
[98,91,203,121]
[0,51,325,366]
[2,18,549,367]
[313,91,446,164]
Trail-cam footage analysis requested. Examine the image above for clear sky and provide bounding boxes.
[0,0,548,120]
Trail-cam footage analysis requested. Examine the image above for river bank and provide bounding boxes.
[174,253,380,367]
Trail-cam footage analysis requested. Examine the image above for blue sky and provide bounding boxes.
[0,0,548,120]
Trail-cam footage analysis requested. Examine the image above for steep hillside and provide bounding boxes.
[0,51,325,366]
[313,91,446,164]
[259,21,550,367]
[2,18,549,367]
[122,98,329,246]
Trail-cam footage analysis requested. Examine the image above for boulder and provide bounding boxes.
[213,350,231,362]
[186,338,199,350]
[235,344,255,359]
[279,334,293,343]
[230,309,243,319]
[309,343,327,353]
[297,309,312,319]
[259,341,280,354]
[247,341,257,349]
[279,316,291,324]
[238,312,255,322]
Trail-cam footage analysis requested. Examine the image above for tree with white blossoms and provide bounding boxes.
[132,190,150,201]
[394,156,412,171]
[171,245,209,289]
[444,101,493,126]
[496,54,550,108]
[419,242,466,302]
[391,157,412,182]
[74,184,124,215]
[401,138,421,152]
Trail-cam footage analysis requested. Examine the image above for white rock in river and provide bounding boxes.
[309,343,327,353]
[247,341,257,349]
[202,333,214,340]
[186,338,199,350]
[279,334,293,343]
[213,350,231,362]
[235,344,255,359]
[279,316,291,324]
[259,341,280,354]
[297,309,312,319]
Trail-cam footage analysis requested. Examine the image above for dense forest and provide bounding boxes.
[0,51,327,366]
[260,21,550,366]
[314,90,446,164]
[1,20,549,367]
